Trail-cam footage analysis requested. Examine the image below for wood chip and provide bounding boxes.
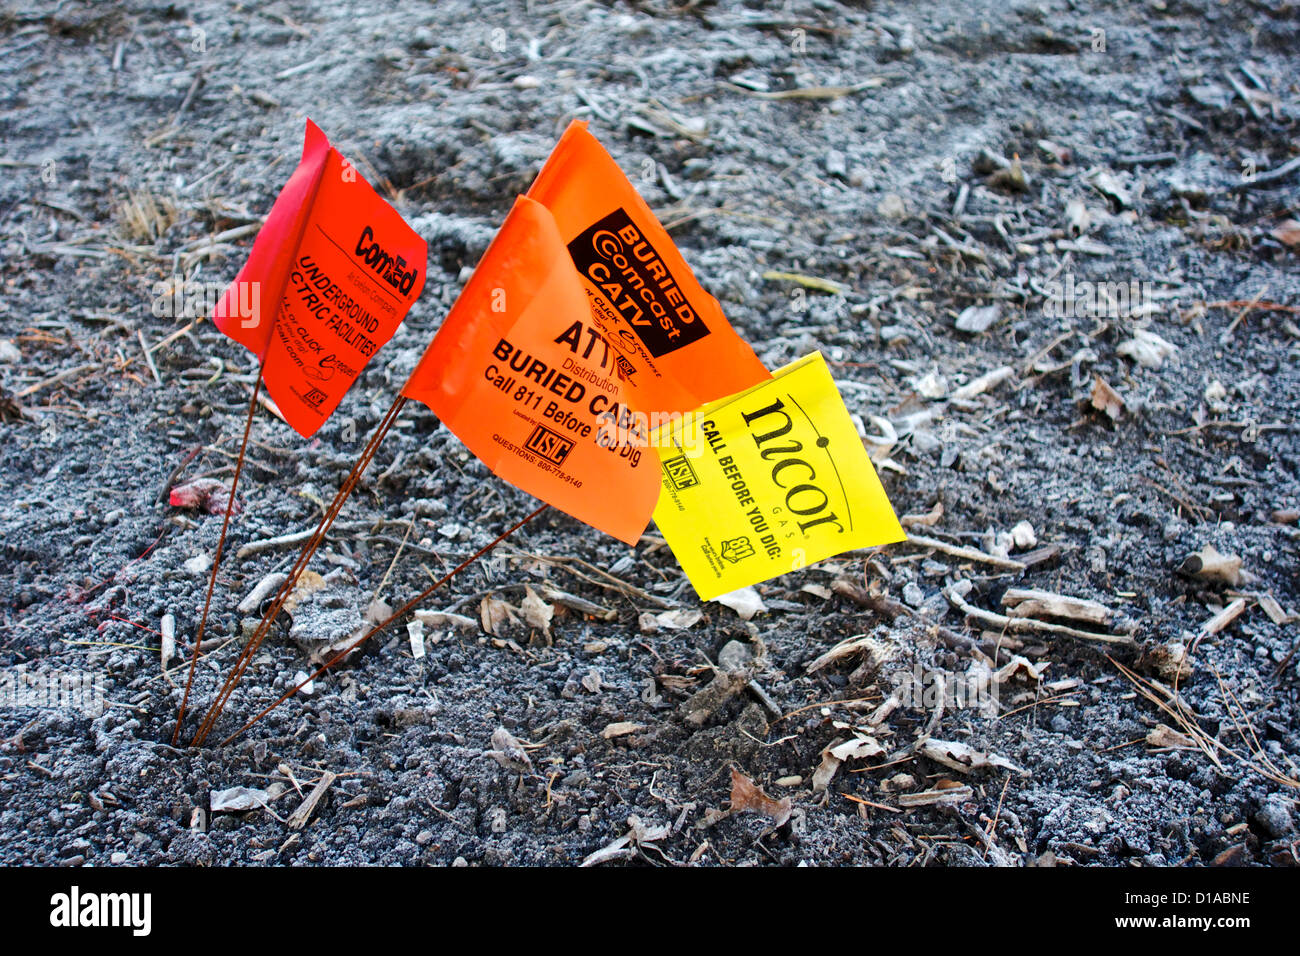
[1001,587,1115,626]
[1199,598,1246,637]
[601,721,645,739]
[1181,544,1245,587]
[286,771,336,830]
[897,783,974,807]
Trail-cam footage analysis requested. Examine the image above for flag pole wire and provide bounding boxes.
[190,394,408,745]
[219,504,549,746]
[171,364,264,743]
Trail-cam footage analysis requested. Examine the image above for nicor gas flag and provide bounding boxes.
[651,353,905,599]
[402,196,661,546]
[527,120,769,414]
[211,119,427,437]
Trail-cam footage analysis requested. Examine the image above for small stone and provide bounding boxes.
[1010,520,1037,549]
[1256,795,1295,838]
[718,640,754,672]
[825,149,847,179]
[955,303,1001,333]
[876,193,907,220]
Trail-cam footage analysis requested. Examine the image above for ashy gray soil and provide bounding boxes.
[2,0,1298,867]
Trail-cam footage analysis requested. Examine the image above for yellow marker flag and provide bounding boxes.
[652,352,905,599]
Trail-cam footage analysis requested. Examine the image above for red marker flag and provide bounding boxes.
[211,120,427,437]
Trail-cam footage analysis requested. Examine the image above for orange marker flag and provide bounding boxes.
[211,119,427,437]
[526,120,770,413]
[402,196,660,545]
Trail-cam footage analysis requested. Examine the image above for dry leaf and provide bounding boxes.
[638,608,704,633]
[486,726,532,773]
[813,734,886,792]
[520,586,554,637]
[1090,375,1125,420]
[729,768,792,827]
[806,633,896,673]
[919,739,1027,776]
[711,586,767,621]
[1270,219,1300,248]
[1118,328,1179,368]
[480,594,519,636]
[210,786,269,813]
[1146,723,1197,750]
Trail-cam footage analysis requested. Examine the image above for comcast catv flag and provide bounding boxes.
[404,123,771,545]
[526,120,770,413]
[652,353,905,599]
[211,120,428,437]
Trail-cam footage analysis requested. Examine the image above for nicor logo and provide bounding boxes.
[741,397,848,536]
[567,208,711,357]
[524,424,575,466]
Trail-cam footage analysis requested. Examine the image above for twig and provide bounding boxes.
[191,396,410,746]
[1221,154,1300,193]
[286,770,336,830]
[219,505,550,745]
[173,370,264,743]
[1219,286,1269,342]
[905,533,1026,572]
[137,329,163,385]
[945,584,1134,645]
[15,363,99,398]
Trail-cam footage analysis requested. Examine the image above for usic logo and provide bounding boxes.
[524,424,575,466]
[662,454,699,491]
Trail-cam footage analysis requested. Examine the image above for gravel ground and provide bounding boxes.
[1,0,1298,866]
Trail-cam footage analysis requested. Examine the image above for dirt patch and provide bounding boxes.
[1,0,1298,866]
